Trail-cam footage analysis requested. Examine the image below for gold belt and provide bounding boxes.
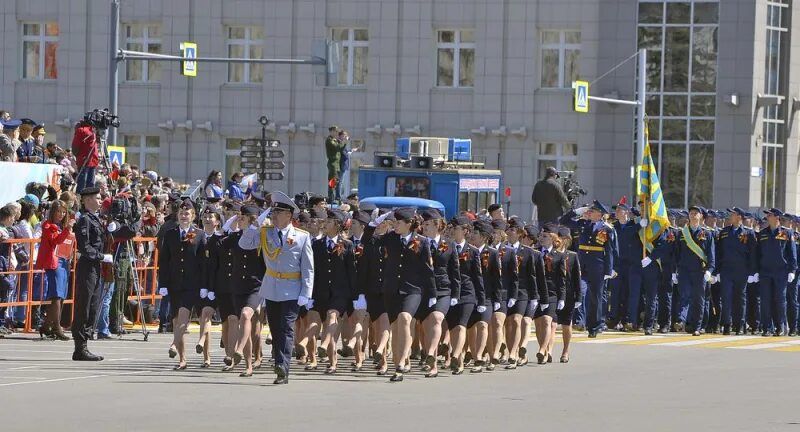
[266,268,301,280]
[579,245,604,252]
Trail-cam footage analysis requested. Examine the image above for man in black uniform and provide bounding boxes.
[72,187,113,361]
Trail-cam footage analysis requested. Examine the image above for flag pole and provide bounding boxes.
[637,48,647,260]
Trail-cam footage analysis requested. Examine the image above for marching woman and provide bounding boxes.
[363,210,392,375]
[348,210,373,372]
[213,209,240,371]
[489,219,519,369]
[195,208,223,368]
[306,209,356,374]
[466,220,499,373]
[158,199,207,370]
[518,225,542,365]
[503,218,547,369]
[229,206,267,377]
[418,209,461,378]
[445,216,482,375]
[553,226,583,363]
[365,207,436,382]
[35,200,75,340]
[535,224,567,364]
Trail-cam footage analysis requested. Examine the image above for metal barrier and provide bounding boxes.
[0,236,160,333]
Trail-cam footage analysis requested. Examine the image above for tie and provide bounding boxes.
[328,239,334,251]
[354,239,360,247]
[180,230,186,241]
[403,238,408,246]
[457,244,462,254]
[278,231,283,246]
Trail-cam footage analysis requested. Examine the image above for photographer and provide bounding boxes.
[531,167,570,225]
[73,119,99,193]
[104,192,142,336]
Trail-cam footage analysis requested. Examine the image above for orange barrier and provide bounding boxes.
[0,236,160,333]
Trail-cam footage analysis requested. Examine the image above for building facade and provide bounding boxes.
[1,0,798,215]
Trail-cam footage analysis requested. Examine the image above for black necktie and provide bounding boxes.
[180,230,186,241]
[328,239,334,251]
[457,244,463,254]
[354,239,360,247]
[278,231,283,246]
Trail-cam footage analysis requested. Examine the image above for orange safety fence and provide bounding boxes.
[0,236,160,333]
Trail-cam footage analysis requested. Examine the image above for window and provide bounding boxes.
[637,1,719,208]
[540,30,580,88]
[536,142,577,178]
[121,135,160,172]
[224,139,243,180]
[125,24,162,82]
[436,30,475,87]
[227,26,263,83]
[21,22,59,80]
[386,176,431,199]
[331,28,368,86]
[458,191,498,213]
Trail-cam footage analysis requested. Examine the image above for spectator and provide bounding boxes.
[0,119,22,162]
[531,166,570,225]
[10,198,37,328]
[16,119,39,163]
[34,200,75,340]
[227,172,245,201]
[325,125,345,203]
[73,119,99,192]
[204,170,224,198]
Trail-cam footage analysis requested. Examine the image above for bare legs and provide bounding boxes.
[422,311,445,376]
[196,306,215,365]
[171,307,191,368]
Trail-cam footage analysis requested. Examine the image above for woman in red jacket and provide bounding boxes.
[35,200,75,340]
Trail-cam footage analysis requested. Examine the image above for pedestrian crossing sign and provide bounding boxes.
[108,146,126,166]
[180,42,197,77]
[574,80,589,113]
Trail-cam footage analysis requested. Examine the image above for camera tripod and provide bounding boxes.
[93,239,151,341]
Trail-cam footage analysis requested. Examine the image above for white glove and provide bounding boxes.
[753,273,760,283]
[297,295,309,307]
[158,287,169,296]
[575,207,589,216]
[790,273,796,284]
[540,303,549,311]
[641,257,652,268]
[747,275,755,284]
[354,294,367,310]
[200,288,208,299]
[370,211,392,227]
[450,298,458,307]
[207,291,216,301]
[493,302,501,312]
[530,300,539,312]
[507,298,516,308]
[639,218,648,228]
[612,270,618,278]
[222,215,238,233]
[713,275,720,284]
[428,297,437,308]
[107,222,119,233]
[557,300,565,310]
[102,254,114,264]
[704,271,712,283]
[477,305,487,313]
[307,298,315,309]
[574,301,582,309]
[256,208,272,226]
[672,273,679,285]
[604,274,613,280]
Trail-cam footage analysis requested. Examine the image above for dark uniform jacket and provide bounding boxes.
[514,244,548,303]
[223,231,265,295]
[357,234,385,298]
[540,247,567,302]
[479,245,502,306]
[430,237,461,299]
[76,212,106,262]
[454,242,483,306]
[495,244,519,302]
[564,249,583,304]
[158,225,206,293]
[312,236,357,306]
[715,224,757,276]
[373,231,436,298]
[756,226,798,274]
[676,226,715,274]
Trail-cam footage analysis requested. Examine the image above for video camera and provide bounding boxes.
[294,192,313,210]
[557,170,588,206]
[110,193,141,227]
[83,108,120,130]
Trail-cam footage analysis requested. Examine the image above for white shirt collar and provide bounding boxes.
[478,244,485,253]
[510,241,520,250]
[431,234,441,244]
[279,225,291,237]
[543,246,553,254]
[326,235,339,244]
[402,233,413,244]
[352,234,362,242]
[456,240,466,250]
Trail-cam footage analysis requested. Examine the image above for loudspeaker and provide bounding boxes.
[411,156,433,169]
[374,154,396,168]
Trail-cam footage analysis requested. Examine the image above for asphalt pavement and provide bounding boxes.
[1,331,799,432]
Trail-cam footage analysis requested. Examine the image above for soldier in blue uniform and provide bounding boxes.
[675,206,715,336]
[744,212,762,334]
[635,218,671,335]
[755,208,797,336]
[610,204,635,330]
[657,210,679,333]
[575,201,614,338]
[714,208,757,335]
[789,215,800,335]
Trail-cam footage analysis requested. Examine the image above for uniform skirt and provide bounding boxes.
[366,293,386,320]
[216,292,237,320]
[446,301,475,328]
[415,295,451,320]
[169,290,197,316]
[533,298,557,320]
[44,258,70,300]
[556,296,576,325]
[507,299,529,316]
[234,291,262,314]
[385,292,421,323]
[312,297,348,318]
[468,304,492,327]
[196,295,217,311]
[493,299,508,315]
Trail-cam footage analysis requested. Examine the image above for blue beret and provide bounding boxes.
[326,208,347,223]
[523,224,539,238]
[420,208,443,221]
[352,210,371,225]
[393,207,417,222]
[2,119,22,130]
[491,219,508,231]
[507,217,525,230]
[450,215,472,226]
[763,208,783,217]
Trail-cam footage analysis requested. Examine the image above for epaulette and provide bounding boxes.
[294,227,309,234]
[604,222,614,229]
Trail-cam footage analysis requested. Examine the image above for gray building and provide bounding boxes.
[0,0,796,215]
